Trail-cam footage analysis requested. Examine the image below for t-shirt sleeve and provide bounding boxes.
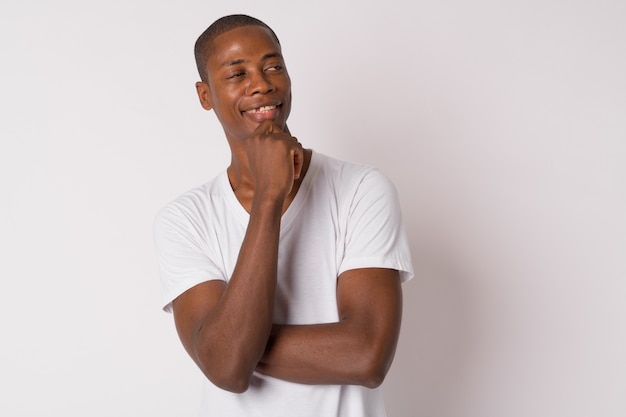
[153,203,225,313]
[338,169,414,282]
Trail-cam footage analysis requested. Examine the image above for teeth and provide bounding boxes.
[251,105,276,113]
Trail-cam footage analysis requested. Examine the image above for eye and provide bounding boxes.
[265,64,283,72]
[227,71,245,79]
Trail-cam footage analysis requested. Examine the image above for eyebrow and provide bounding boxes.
[223,52,283,67]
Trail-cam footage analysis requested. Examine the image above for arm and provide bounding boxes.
[171,199,282,393]
[256,267,403,388]
[171,120,304,393]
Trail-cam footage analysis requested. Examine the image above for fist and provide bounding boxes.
[246,120,304,200]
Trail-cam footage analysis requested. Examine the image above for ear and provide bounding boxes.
[195,81,213,111]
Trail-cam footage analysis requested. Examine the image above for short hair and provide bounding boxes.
[194,14,281,83]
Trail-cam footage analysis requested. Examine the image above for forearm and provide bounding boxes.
[172,121,306,393]
[256,321,393,388]
[256,268,402,388]
[194,198,284,391]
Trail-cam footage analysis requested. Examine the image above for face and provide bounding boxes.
[196,25,292,143]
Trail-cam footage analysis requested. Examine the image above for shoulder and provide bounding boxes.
[314,151,374,177]
[313,152,397,199]
[154,173,226,232]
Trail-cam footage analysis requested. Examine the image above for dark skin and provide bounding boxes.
[172,25,403,393]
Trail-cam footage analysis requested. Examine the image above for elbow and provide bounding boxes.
[194,337,258,393]
[212,375,251,394]
[359,361,389,389]
[353,343,394,389]
[195,350,254,393]
[199,362,253,393]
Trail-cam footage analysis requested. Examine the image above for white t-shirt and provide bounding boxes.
[154,151,414,417]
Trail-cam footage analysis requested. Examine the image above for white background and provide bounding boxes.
[1,1,625,416]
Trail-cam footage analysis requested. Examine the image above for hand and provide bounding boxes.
[246,119,304,201]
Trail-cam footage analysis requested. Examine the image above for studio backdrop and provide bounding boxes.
[1,1,624,416]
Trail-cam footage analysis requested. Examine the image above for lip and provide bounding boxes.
[242,102,282,122]
[242,101,281,113]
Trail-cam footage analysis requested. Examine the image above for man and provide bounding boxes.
[154,14,414,416]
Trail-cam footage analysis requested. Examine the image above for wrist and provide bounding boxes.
[250,192,285,217]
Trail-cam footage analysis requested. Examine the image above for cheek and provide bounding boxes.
[211,91,240,116]
[283,91,292,115]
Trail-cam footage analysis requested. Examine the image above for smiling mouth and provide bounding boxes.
[246,105,277,114]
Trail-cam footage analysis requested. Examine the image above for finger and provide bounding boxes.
[265,120,284,134]
[251,119,282,136]
[292,148,304,179]
[271,121,285,134]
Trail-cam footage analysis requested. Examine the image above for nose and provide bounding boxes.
[245,70,275,95]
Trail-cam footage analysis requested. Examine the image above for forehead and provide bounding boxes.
[208,25,282,68]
